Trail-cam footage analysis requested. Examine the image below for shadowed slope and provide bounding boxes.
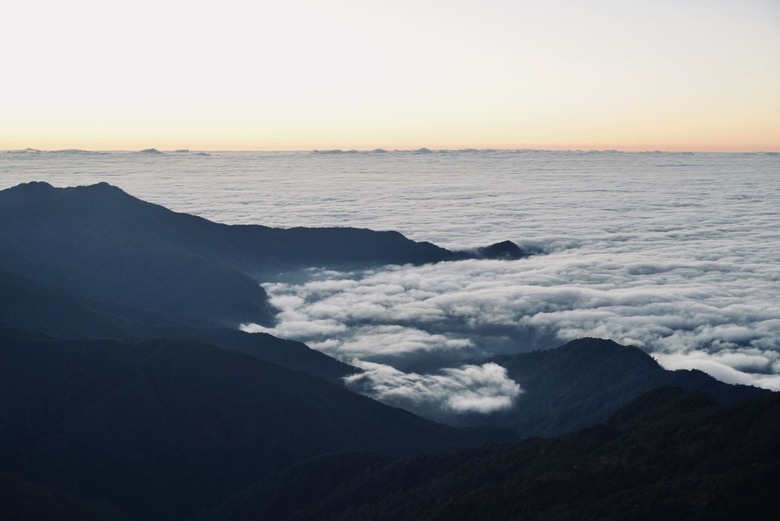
[0,327,511,521]
[0,267,354,381]
[0,182,273,325]
[477,338,769,437]
[0,182,505,326]
[206,387,780,521]
[0,473,129,521]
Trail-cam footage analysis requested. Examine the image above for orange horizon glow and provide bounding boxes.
[4,144,778,154]
[2,1,778,154]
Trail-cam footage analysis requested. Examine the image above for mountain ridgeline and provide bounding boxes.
[0,327,510,521]
[0,182,526,327]
[0,181,777,520]
[0,267,355,381]
[204,387,780,521]
[0,181,525,381]
[469,337,769,437]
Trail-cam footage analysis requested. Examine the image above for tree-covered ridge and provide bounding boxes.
[0,327,510,521]
[207,387,780,521]
[472,337,768,437]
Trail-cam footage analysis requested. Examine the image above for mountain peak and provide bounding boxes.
[475,240,527,260]
[485,337,769,437]
[0,182,490,327]
[66,181,134,198]
[0,181,137,210]
[13,180,53,190]
[67,182,143,207]
[558,337,631,350]
[0,181,55,206]
[86,180,119,190]
[551,337,659,370]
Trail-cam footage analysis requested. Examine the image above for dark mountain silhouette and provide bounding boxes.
[0,473,129,521]
[456,337,770,437]
[474,239,527,259]
[0,267,354,381]
[0,182,274,325]
[205,387,780,521]
[0,327,512,521]
[0,182,524,327]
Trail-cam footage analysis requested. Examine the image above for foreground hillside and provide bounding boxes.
[0,327,510,521]
[206,387,780,521]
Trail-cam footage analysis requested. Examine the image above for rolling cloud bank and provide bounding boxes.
[3,149,779,420]
[244,248,780,418]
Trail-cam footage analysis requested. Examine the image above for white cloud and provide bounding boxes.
[344,360,522,423]
[247,250,780,401]
[653,350,780,391]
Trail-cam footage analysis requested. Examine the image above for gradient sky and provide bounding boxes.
[2,0,779,151]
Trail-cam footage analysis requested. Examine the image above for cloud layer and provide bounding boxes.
[7,150,780,419]
[245,249,780,396]
[343,361,521,423]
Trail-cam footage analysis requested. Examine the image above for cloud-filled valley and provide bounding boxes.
[343,361,522,422]
[3,149,780,420]
[244,246,780,416]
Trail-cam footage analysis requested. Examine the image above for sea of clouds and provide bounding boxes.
[4,149,779,421]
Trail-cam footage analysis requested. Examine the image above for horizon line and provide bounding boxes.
[4,146,780,155]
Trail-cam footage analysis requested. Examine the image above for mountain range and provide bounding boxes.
[0,181,776,520]
[204,387,780,521]
[0,326,510,520]
[470,337,767,437]
[0,182,525,327]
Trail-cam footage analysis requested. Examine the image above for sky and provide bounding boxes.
[2,0,779,151]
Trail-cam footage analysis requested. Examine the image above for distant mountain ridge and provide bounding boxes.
[473,337,769,437]
[0,182,527,327]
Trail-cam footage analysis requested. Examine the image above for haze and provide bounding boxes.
[2,0,779,152]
